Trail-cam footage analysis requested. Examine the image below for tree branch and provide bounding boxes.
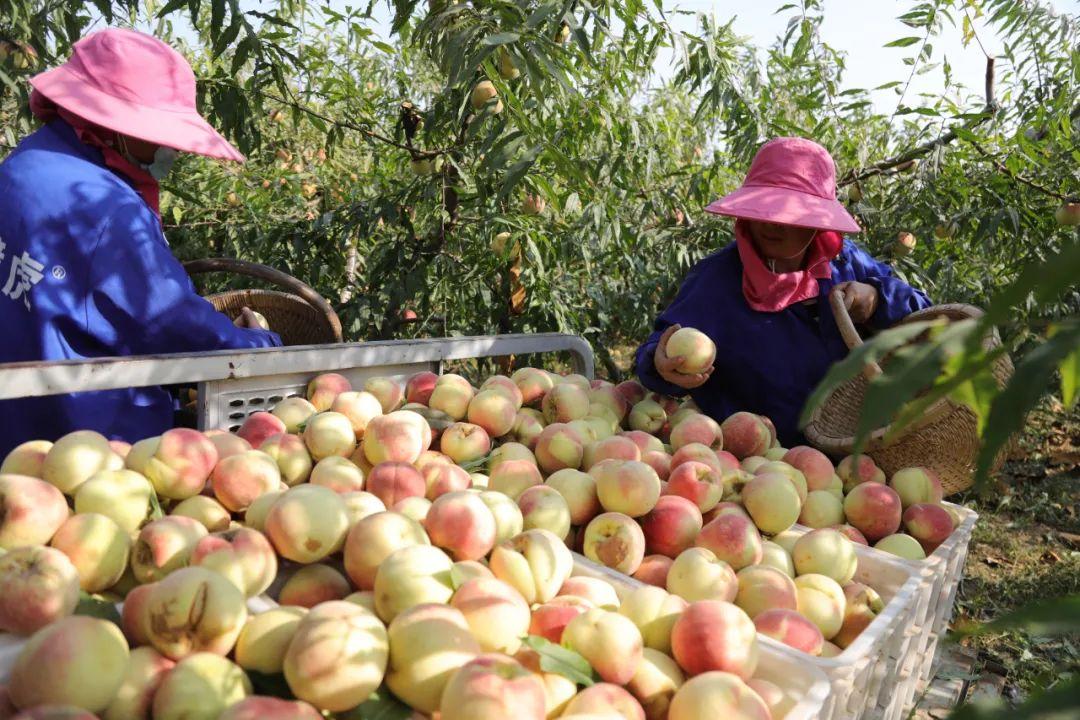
[967,138,1078,202]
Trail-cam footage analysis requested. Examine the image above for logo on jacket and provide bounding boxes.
[0,236,45,311]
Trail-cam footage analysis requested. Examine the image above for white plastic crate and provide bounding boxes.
[570,554,831,720]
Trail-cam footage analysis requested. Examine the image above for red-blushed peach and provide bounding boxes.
[236,412,288,450]
[668,443,722,474]
[874,533,927,559]
[843,483,903,542]
[488,441,537,471]
[406,371,439,405]
[626,648,684,720]
[634,555,674,588]
[327,391,382,442]
[799,489,845,528]
[373,544,455,623]
[467,390,518,438]
[754,608,825,655]
[518,485,572,538]
[234,606,307,675]
[545,469,600,525]
[421,461,472,500]
[1,440,52,477]
[741,473,801,534]
[475,491,523,545]
[628,399,667,434]
[903,502,953,553]
[131,516,207,584]
[563,683,645,720]
[201,430,248,463]
[760,415,778,447]
[541,384,591,425]
[666,547,737,603]
[425,491,497,561]
[0,546,80,634]
[489,529,574,604]
[481,374,526,407]
[638,451,671,483]
[144,566,247,660]
[719,413,771,460]
[528,595,594,643]
[9,617,129,713]
[450,577,531,654]
[793,574,846,639]
[734,565,798,619]
[758,541,795,578]
[592,460,661,517]
[669,671,771,720]
[513,368,556,407]
[120,583,154,647]
[666,461,724,513]
[793,528,858,584]
[133,429,218,501]
[48,513,129,592]
[640,495,703,558]
[41,431,115,495]
[211,450,281,512]
[833,524,870,545]
[73,470,152,534]
[702,501,751,524]
[695,513,763,571]
[265,484,349,563]
[620,430,664,456]
[365,462,425,507]
[102,646,175,720]
[259,433,313,486]
[0,474,70,549]
[583,436,641,471]
[618,585,688,655]
[152,653,251,720]
[363,376,405,415]
[890,467,944,509]
[270,397,318,434]
[301,412,357,461]
[191,527,276,598]
[343,511,429,590]
[306,373,352,411]
[441,422,492,464]
[488,458,544,500]
[669,414,723,451]
[562,608,644,685]
[218,697,322,720]
[583,511,646,574]
[429,374,475,420]
[671,601,758,679]
[837,454,885,493]
[362,411,431,465]
[384,604,480,714]
[782,446,835,492]
[278,564,351,608]
[666,327,716,375]
[309,456,365,494]
[511,410,546,448]
[534,424,586,474]
[833,582,884,649]
[438,653,546,720]
[559,577,621,610]
[615,379,647,407]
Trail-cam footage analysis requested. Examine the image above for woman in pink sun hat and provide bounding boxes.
[635,137,932,448]
[0,28,281,457]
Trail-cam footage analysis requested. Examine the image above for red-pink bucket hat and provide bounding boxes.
[29,28,243,161]
[705,137,860,233]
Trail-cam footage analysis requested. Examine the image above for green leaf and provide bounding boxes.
[521,635,598,686]
[335,685,413,720]
[483,32,521,46]
[884,36,922,47]
[1050,324,1079,407]
[956,595,1080,638]
[246,670,295,699]
[75,592,122,626]
[148,490,165,522]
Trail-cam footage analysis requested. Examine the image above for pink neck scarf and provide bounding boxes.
[735,220,842,313]
[30,90,161,216]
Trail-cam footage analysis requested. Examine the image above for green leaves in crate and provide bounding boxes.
[335,685,413,720]
[521,634,598,686]
[74,591,122,626]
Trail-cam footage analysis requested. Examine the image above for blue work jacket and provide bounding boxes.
[635,240,932,448]
[0,120,281,457]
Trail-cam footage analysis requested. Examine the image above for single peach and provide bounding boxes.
[583,512,646,574]
[670,600,758,679]
[695,514,762,571]
[666,548,737,603]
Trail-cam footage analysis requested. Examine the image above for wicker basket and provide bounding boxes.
[183,258,343,346]
[804,287,1013,495]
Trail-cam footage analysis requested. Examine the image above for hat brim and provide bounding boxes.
[30,65,244,162]
[704,183,861,234]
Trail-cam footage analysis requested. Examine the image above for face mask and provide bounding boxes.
[117,135,178,180]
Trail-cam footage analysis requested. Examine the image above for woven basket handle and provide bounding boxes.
[183,258,343,342]
[829,285,883,380]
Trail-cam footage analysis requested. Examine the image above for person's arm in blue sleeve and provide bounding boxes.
[87,201,283,354]
[845,242,933,328]
[635,262,713,398]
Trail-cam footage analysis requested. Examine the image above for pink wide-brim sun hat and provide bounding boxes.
[29,28,243,162]
[705,137,860,234]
